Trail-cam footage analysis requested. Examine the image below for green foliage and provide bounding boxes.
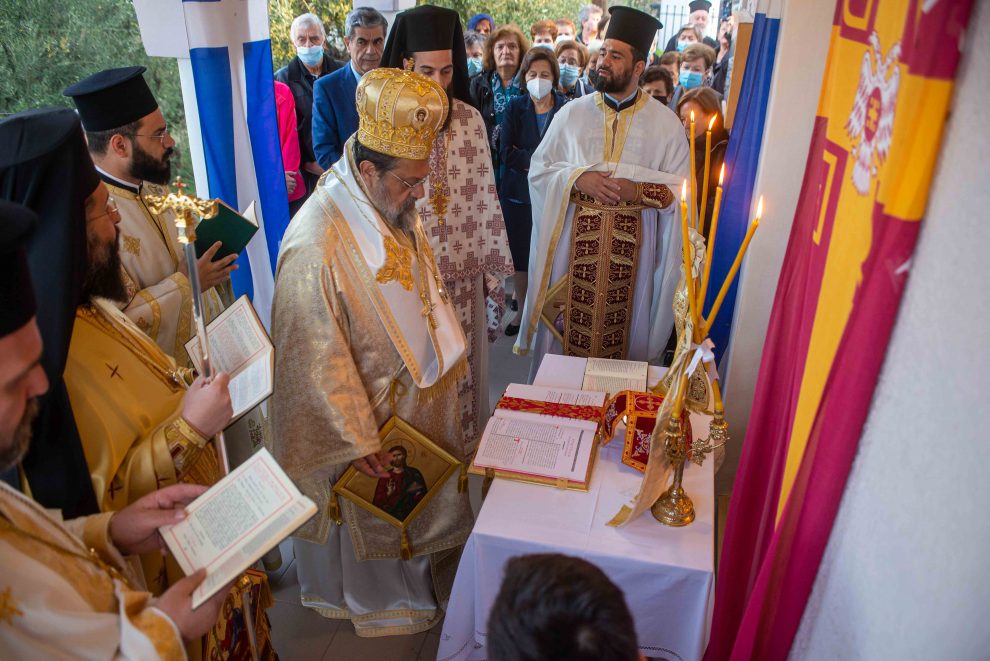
[268,0,351,70]
[0,0,193,182]
[422,0,585,34]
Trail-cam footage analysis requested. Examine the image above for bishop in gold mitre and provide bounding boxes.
[63,67,232,369]
[514,6,690,368]
[271,67,473,637]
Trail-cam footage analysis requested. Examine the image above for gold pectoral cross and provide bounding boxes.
[376,236,414,291]
[421,296,439,329]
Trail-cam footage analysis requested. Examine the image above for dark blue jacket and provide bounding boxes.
[312,64,359,170]
[498,91,567,204]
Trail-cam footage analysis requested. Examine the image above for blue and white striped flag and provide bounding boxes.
[703,0,782,365]
[133,0,289,327]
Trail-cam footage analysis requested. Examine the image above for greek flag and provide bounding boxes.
[133,0,288,327]
[703,0,782,364]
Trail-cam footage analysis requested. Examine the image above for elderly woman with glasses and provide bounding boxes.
[469,24,531,190]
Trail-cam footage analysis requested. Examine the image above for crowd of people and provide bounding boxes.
[0,1,735,658]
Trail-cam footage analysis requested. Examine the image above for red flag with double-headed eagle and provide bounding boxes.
[707,1,975,659]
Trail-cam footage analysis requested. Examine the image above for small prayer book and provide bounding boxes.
[184,295,273,423]
[194,200,258,260]
[160,448,316,608]
[582,358,649,396]
[469,384,607,491]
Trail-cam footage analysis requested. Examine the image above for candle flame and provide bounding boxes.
[718,163,725,185]
[681,179,688,198]
[755,196,764,224]
[690,109,695,122]
[708,115,716,131]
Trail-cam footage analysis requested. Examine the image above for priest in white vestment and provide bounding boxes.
[514,7,690,368]
[64,67,231,368]
[271,68,474,637]
[0,199,227,658]
[380,5,514,457]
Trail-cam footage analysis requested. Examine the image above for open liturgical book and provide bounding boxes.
[160,449,316,608]
[185,295,273,423]
[582,357,649,396]
[470,384,607,491]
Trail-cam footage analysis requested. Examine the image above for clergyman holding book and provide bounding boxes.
[270,67,474,637]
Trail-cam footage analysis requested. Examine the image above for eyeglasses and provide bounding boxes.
[386,170,428,191]
[129,125,172,145]
[92,196,120,221]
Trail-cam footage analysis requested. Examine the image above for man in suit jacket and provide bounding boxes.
[312,7,387,170]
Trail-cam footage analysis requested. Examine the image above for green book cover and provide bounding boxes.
[194,200,258,260]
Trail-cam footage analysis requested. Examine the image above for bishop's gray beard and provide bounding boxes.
[0,398,38,473]
[372,174,418,232]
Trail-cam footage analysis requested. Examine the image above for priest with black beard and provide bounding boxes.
[64,67,233,368]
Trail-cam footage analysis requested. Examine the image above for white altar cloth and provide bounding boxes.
[436,354,715,661]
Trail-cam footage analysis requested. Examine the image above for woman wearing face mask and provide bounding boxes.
[465,30,487,78]
[669,42,717,108]
[554,39,591,100]
[670,24,703,52]
[498,49,567,335]
[677,86,728,239]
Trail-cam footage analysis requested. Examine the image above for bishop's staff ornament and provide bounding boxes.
[144,177,231,475]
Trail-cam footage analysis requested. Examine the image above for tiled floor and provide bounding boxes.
[267,297,534,661]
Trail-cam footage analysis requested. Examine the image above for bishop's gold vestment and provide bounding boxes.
[271,147,474,636]
[0,482,184,659]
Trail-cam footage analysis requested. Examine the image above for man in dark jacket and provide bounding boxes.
[274,12,344,208]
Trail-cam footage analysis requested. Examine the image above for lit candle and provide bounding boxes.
[679,179,701,335]
[699,115,716,235]
[697,163,725,315]
[689,110,698,231]
[703,195,763,336]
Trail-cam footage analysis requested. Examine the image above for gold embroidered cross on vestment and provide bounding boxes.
[376,236,414,291]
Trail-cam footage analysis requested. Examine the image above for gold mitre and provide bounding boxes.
[355,67,448,161]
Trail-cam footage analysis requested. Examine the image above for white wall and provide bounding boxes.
[790,2,990,657]
[716,0,833,495]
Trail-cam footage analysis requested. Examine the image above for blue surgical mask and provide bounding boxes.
[559,63,580,87]
[536,42,555,50]
[467,56,484,77]
[296,45,324,67]
[679,70,703,89]
[676,40,692,52]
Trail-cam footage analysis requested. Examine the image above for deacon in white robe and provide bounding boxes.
[271,69,474,637]
[514,9,690,369]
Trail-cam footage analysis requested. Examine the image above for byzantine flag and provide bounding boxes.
[707,1,974,659]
